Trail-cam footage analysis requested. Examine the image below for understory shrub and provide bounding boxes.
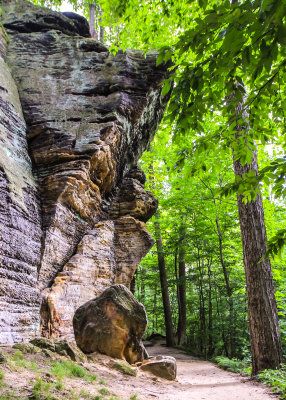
[213,356,251,375]
[258,365,286,399]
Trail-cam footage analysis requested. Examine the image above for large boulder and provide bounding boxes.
[73,285,147,364]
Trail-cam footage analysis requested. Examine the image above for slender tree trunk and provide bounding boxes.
[215,217,235,358]
[89,3,97,40]
[197,252,206,357]
[152,288,157,333]
[174,247,179,342]
[130,272,136,294]
[215,289,229,357]
[140,268,145,304]
[99,6,104,44]
[154,212,175,347]
[200,178,236,357]
[207,258,213,357]
[177,224,187,345]
[231,85,282,374]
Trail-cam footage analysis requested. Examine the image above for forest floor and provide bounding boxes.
[0,341,279,400]
[144,342,279,400]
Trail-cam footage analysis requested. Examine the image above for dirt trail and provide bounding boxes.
[126,343,279,400]
[0,343,279,399]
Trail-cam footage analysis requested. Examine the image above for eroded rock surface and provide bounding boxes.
[73,285,147,364]
[110,166,158,222]
[0,23,41,345]
[43,216,154,339]
[0,0,169,343]
[140,355,177,380]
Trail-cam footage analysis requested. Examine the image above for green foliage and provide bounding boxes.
[264,229,286,259]
[8,351,39,370]
[213,356,251,375]
[97,0,286,258]
[258,365,286,399]
[13,351,24,361]
[50,360,95,381]
[0,392,25,400]
[32,377,58,400]
[137,127,249,357]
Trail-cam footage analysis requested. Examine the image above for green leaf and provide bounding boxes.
[161,81,172,97]
[156,52,164,66]
[277,24,286,46]
[198,0,207,10]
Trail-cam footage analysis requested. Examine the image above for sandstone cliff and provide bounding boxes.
[0,0,169,343]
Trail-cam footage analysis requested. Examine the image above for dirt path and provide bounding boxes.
[125,343,279,400]
[0,343,279,400]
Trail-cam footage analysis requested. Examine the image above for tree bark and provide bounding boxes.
[207,257,213,357]
[154,212,175,347]
[233,152,282,374]
[130,272,136,294]
[229,0,282,373]
[139,268,145,304]
[215,288,229,357]
[99,6,104,44]
[177,224,187,345]
[215,216,235,358]
[197,250,207,358]
[152,289,157,333]
[89,3,97,40]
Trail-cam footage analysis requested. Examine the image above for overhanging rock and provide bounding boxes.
[0,0,170,342]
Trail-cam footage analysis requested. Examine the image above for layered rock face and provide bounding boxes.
[0,0,169,343]
[0,24,41,344]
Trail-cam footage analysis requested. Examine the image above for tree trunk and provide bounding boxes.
[215,216,235,358]
[99,6,104,44]
[177,224,187,345]
[200,178,236,357]
[154,212,175,347]
[88,3,97,40]
[215,288,229,357]
[207,258,213,357]
[152,289,157,333]
[233,152,282,374]
[130,272,136,294]
[226,0,282,372]
[174,247,179,341]
[139,268,145,304]
[197,251,206,358]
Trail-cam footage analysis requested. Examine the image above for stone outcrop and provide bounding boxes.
[140,355,177,380]
[0,23,41,345]
[73,285,147,364]
[42,216,154,339]
[109,166,158,222]
[0,0,169,344]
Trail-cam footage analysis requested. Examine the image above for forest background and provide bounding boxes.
[32,0,286,381]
